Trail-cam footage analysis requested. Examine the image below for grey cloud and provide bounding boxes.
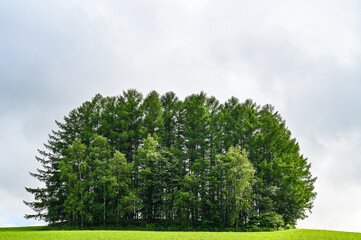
[1,0,361,231]
[0,0,131,114]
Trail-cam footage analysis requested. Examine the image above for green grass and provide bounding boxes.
[0,227,360,240]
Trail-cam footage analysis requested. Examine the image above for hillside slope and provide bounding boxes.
[0,227,360,240]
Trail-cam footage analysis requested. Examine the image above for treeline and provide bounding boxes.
[25,90,316,231]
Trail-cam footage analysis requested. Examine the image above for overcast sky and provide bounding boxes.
[1,0,361,232]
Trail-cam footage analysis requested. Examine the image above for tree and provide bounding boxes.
[134,134,162,221]
[59,139,88,226]
[217,146,255,228]
[108,150,134,223]
[160,91,180,148]
[87,135,113,225]
[142,90,163,138]
[117,89,143,163]
[183,92,210,165]
[25,90,316,230]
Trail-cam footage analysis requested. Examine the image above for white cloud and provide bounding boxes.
[297,130,361,231]
[1,0,361,232]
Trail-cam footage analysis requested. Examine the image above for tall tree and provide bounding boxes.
[183,92,210,165]
[25,90,316,230]
[142,90,163,138]
[118,89,143,163]
[160,91,180,148]
[108,150,135,224]
[59,139,88,226]
[217,146,255,228]
[134,134,162,221]
[87,135,113,225]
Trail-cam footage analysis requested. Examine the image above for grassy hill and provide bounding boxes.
[0,227,360,240]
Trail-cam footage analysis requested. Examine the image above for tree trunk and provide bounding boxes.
[117,192,120,225]
[103,184,106,226]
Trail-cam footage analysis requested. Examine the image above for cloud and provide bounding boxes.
[1,0,361,232]
[298,179,361,232]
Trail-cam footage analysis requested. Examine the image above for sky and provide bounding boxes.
[1,0,361,232]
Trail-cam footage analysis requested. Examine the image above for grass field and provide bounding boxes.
[0,227,360,240]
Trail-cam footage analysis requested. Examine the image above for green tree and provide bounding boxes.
[217,146,255,228]
[183,92,210,164]
[108,150,135,223]
[25,90,316,230]
[134,134,162,221]
[160,92,180,148]
[142,90,163,138]
[87,135,113,225]
[119,89,143,163]
[59,139,88,226]
[250,104,316,226]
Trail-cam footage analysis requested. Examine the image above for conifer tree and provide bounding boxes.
[25,90,316,230]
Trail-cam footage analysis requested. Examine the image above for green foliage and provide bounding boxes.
[258,212,285,230]
[216,146,255,228]
[25,90,316,231]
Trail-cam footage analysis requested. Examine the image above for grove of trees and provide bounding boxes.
[25,89,316,231]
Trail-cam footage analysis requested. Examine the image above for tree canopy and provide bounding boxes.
[25,89,316,231]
